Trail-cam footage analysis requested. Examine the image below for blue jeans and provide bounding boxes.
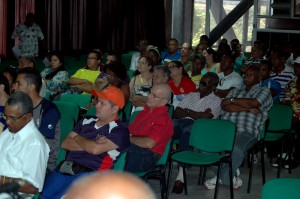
[213,132,258,185]
[125,144,160,172]
[173,118,194,150]
[42,171,92,199]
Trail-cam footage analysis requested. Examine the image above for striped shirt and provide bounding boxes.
[270,67,294,101]
[177,92,222,119]
[221,84,273,138]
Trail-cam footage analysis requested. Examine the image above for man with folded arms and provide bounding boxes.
[42,86,130,199]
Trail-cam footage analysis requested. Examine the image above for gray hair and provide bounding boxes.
[6,91,33,115]
[154,65,171,81]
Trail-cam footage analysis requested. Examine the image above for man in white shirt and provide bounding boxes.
[216,53,244,98]
[129,40,148,71]
[0,91,49,197]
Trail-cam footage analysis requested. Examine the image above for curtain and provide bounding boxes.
[0,0,7,57]
[46,0,62,50]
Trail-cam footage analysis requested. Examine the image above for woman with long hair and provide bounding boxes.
[41,51,69,100]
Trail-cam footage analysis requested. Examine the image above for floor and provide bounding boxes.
[148,157,300,199]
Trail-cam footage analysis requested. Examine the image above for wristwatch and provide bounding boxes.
[230,98,235,103]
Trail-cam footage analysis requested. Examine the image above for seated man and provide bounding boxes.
[125,83,173,173]
[65,172,156,199]
[13,67,60,172]
[215,53,244,98]
[67,50,102,94]
[171,72,222,194]
[260,59,281,102]
[42,86,130,199]
[205,65,272,190]
[0,92,49,197]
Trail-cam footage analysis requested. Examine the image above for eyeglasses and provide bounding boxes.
[149,92,168,100]
[0,111,30,122]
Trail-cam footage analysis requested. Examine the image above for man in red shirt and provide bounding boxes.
[125,83,174,172]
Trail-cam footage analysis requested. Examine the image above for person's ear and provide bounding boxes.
[112,105,119,115]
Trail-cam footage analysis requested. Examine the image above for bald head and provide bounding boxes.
[64,172,157,199]
[154,83,172,101]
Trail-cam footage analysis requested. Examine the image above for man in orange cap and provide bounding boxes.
[42,86,130,199]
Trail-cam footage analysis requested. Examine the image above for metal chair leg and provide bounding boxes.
[183,164,188,195]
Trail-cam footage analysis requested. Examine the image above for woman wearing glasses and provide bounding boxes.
[168,61,196,108]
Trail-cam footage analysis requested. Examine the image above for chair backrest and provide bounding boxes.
[53,100,80,123]
[56,114,75,164]
[59,94,92,109]
[261,178,300,199]
[267,104,293,132]
[112,152,127,171]
[156,139,172,166]
[128,111,140,125]
[168,104,174,117]
[190,119,236,153]
[86,106,96,116]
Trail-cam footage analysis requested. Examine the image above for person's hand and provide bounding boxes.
[204,108,212,113]
[96,136,108,144]
[69,132,78,139]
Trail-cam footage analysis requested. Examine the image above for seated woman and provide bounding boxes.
[201,47,221,75]
[41,51,69,100]
[129,55,153,112]
[168,60,196,108]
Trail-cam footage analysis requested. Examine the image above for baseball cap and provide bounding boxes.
[91,86,125,109]
[292,56,300,64]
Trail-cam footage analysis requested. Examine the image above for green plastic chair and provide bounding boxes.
[56,114,75,165]
[264,104,293,178]
[112,152,127,171]
[53,100,80,123]
[121,53,133,71]
[247,119,269,193]
[86,105,96,116]
[170,119,236,199]
[261,178,300,199]
[59,94,92,109]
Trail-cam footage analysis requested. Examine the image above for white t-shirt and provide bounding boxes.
[217,71,244,90]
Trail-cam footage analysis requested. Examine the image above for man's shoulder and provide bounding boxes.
[42,99,60,114]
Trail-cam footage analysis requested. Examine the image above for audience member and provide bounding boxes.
[105,50,120,64]
[230,39,246,71]
[205,65,272,190]
[153,65,171,85]
[202,47,221,75]
[130,39,148,71]
[199,34,209,48]
[64,172,157,199]
[42,86,130,199]
[171,72,222,194]
[269,48,295,101]
[0,92,49,196]
[168,61,196,108]
[193,43,205,55]
[129,55,153,112]
[161,38,181,64]
[11,13,45,57]
[0,75,10,132]
[2,66,17,94]
[148,47,162,66]
[180,42,193,73]
[13,67,61,172]
[216,53,244,98]
[17,55,47,97]
[125,83,173,172]
[280,41,294,68]
[189,54,205,88]
[68,50,101,94]
[260,60,281,102]
[283,56,300,164]
[41,51,69,100]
